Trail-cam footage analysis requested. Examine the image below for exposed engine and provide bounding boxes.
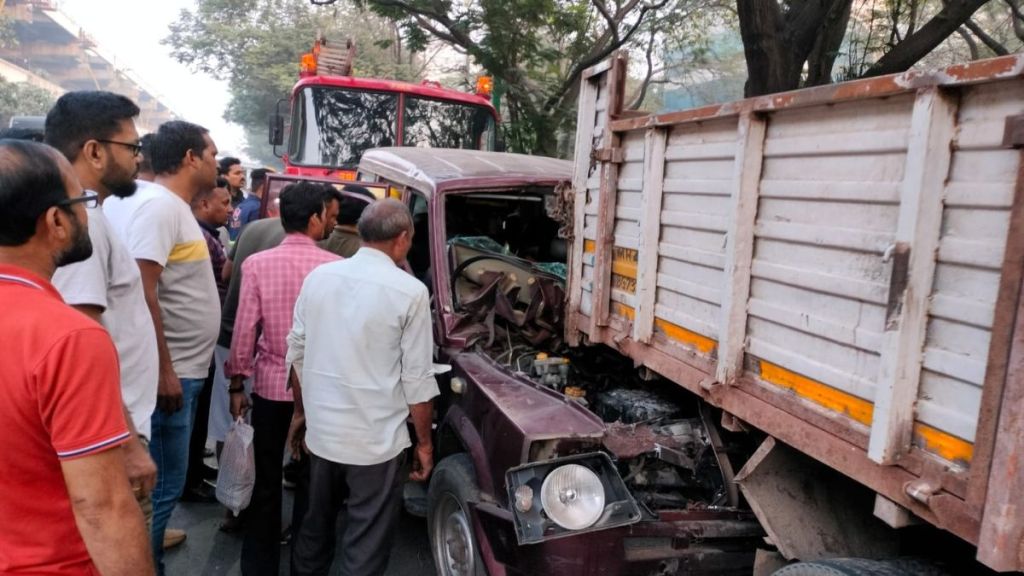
[445,190,737,516]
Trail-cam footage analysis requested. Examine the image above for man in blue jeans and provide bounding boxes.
[118,121,222,574]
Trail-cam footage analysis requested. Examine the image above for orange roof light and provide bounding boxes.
[299,52,317,77]
[476,75,493,97]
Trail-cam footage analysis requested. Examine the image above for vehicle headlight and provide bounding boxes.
[540,464,605,529]
[506,452,641,544]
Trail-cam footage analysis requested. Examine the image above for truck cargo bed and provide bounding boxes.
[567,53,1024,571]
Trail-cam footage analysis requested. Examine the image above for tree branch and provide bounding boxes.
[957,26,981,59]
[864,0,991,77]
[627,27,657,109]
[1007,0,1024,42]
[591,0,622,44]
[964,17,1010,54]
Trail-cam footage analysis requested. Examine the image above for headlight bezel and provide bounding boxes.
[505,452,641,545]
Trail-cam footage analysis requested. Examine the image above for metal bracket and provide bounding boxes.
[1003,114,1024,149]
[591,147,624,164]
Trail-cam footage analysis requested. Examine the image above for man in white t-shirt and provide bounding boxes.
[44,91,160,523]
[123,121,222,575]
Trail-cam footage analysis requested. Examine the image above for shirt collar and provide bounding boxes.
[0,263,62,300]
[281,233,319,247]
[354,246,397,265]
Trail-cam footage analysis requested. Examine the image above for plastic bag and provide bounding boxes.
[216,418,255,515]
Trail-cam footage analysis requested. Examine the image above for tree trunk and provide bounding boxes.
[739,0,854,96]
[737,0,791,96]
[806,0,854,86]
[864,0,991,77]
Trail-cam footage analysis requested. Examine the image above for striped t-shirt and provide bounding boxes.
[123,183,221,379]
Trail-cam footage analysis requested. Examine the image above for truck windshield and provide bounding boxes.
[287,86,496,169]
[288,86,398,168]
[403,95,495,150]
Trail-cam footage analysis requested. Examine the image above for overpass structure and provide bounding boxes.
[0,0,177,132]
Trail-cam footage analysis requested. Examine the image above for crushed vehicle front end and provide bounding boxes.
[426,168,761,575]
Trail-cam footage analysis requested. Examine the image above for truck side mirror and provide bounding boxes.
[268,112,285,147]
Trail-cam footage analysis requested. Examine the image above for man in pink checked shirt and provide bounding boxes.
[225,181,342,576]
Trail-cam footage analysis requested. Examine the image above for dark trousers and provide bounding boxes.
[241,394,297,576]
[185,360,215,489]
[291,452,404,576]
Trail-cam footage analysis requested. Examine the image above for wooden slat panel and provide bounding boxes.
[869,88,958,465]
[717,113,767,383]
[634,128,668,344]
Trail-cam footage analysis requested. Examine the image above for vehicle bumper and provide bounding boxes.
[472,503,762,576]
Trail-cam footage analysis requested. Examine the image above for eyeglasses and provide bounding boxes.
[95,139,143,157]
[56,191,99,210]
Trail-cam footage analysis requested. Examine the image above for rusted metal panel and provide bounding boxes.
[735,436,899,561]
[1004,114,1024,147]
[977,148,1024,572]
[968,148,1024,512]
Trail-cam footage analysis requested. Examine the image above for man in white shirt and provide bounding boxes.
[44,91,159,521]
[287,199,439,576]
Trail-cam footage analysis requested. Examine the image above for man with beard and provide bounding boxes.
[45,91,160,532]
[226,182,341,575]
[0,139,154,575]
[122,121,222,575]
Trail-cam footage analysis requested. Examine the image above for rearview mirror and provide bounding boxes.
[268,112,285,146]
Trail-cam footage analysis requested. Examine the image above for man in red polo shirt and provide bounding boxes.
[0,139,153,575]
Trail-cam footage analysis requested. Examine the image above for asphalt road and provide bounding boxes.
[163,487,437,575]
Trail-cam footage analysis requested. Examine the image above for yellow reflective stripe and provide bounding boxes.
[760,361,874,425]
[758,360,974,463]
[611,303,718,355]
[167,240,210,264]
[914,423,974,463]
[584,240,595,253]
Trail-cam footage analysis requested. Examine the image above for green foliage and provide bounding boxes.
[164,0,421,165]
[0,76,56,128]
[350,0,715,155]
[0,15,18,49]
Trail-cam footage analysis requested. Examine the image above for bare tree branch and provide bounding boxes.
[627,26,657,109]
[957,26,981,59]
[964,17,1010,54]
[591,0,622,44]
[1007,0,1024,42]
[865,0,990,77]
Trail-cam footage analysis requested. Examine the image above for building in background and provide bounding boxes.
[0,0,177,131]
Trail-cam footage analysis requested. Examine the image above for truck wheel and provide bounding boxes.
[772,558,947,576]
[428,454,487,576]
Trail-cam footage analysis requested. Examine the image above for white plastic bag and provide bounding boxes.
[216,418,255,515]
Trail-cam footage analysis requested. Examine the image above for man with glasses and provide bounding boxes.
[0,138,155,575]
[45,91,160,537]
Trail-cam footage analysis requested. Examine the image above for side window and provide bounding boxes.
[408,193,431,289]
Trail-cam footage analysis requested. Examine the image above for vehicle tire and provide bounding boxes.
[772,558,948,576]
[428,454,487,576]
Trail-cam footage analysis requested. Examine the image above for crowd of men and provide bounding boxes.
[0,90,438,576]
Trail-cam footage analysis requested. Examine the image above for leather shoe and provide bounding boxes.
[163,528,187,550]
[180,482,217,503]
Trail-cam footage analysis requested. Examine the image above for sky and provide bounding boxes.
[58,0,251,162]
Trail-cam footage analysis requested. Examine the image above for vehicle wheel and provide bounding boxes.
[428,454,487,576]
[772,558,948,576]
